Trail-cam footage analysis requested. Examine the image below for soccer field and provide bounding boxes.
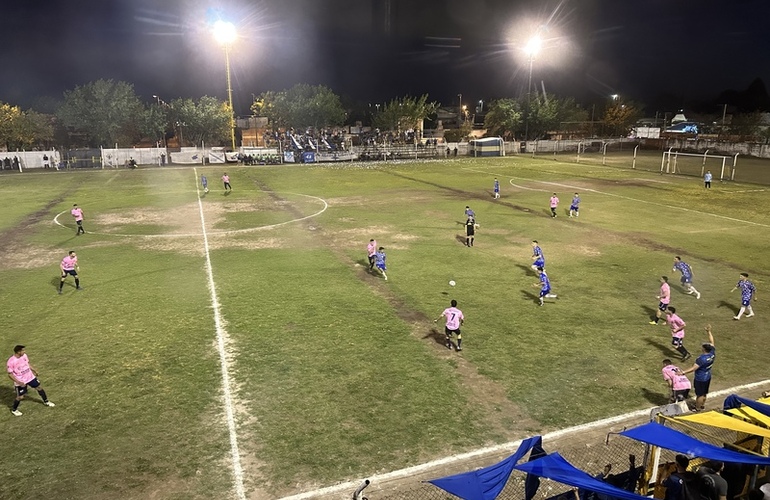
[0,157,767,499]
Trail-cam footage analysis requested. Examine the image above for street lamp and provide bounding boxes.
[213,20,237,151]
[523,34,541,141]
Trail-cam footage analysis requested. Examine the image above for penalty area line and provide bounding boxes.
[279,378,770,500]
[194,167,247,500]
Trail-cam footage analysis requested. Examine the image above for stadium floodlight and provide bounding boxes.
[213,20,237,151]
[523,34,542,141]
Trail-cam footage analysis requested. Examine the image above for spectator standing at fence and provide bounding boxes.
[222,173,232,192]
[731,273,756,320]
[453,147,458,157]
[7,345,55,416]
[681,325,716,412]
[12,156,20,171]
[43,154,50,169]
[697,461,728,500]
[71,204,86,235]
[662,359,691,402]
[650,276,671,325]
[493,178,500,199]
[549,193,560,218]
[662,455,697,500]
[704,170,713,189]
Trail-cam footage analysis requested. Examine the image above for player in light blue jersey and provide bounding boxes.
[731,272,756,320]
[493,178,500,199]
[374,247,388,281]
[569,193,580,218]
[530,240,545,272]
[672,256,701,299]
[533,267,557,306]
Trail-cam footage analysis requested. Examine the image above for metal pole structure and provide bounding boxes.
[224,44,236,151]
[633,144,638,169]
[525,54,533,142]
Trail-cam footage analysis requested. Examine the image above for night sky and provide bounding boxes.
[2,0,769,115]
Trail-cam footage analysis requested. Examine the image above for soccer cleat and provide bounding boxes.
[649,321,658,325]
[456,346,463,351]
[76,287,84,291]
[746,313,755,318]
[682,353,692,361]
[57,289,62,295]
[11,410,22,416]
[733,316,741,320]
[446,343,452,350]
[695,292,701,299]
[44,401,55,407]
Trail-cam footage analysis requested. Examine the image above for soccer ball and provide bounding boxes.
[204,188,209,193]
[449,280,456,287]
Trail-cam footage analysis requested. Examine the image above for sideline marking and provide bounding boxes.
[51,193,328,237]
[194,167,247,500]
[279,379,770,500]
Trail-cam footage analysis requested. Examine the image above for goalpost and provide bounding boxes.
[660,149,736,180]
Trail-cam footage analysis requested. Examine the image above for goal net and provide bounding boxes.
[660,150,733,180]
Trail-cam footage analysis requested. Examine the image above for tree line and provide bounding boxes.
[1,78,768,151]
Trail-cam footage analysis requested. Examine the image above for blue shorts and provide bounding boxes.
[694,379,711,397]
[569,205,579,211]
[680,276,692,285]
[742,298,752,307]
[533,259,544,268]
[62,269,78,277]
[376,263,386,271]
[540,288,550,297]
[15,378,40,397]
[658,302,669,312]
[671,337,683,347]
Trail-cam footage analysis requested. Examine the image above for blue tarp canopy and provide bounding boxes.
[724,394,770,417]
[620,422,770,465]
[426,436,542,500]
[512,453,650,500]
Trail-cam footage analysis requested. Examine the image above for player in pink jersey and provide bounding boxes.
[367,239,377,271]
[59,250,83,294]
[549,193,559,218]
[222,173,232,192]
[7,345,55,416]
[662,358,691,402]
[650,276,670,325]
[434,299,465,351]
[71,203,85,235]
[665,306,691,361]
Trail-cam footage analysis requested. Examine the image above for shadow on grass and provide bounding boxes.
[643,337,675,357]
[454,235,468,246]
[640,387,670,406]
[515,263,535,276]
[423,327,448,347]
[224,190,232,197]
[0,385,17,406]
[716,300,739,314]
[520,289,539,305]
[640,305,658,321]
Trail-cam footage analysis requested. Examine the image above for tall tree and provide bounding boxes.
[484,99,523,139]
[0,102,24,150]
[56,79,143,147]
[371,94,439,137]
[253,84,346,130]
[170,96,230,147]
[602,100,641,137]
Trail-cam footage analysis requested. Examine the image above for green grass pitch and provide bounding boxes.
[0,155,767,499]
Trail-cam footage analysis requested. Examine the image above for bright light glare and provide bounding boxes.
[611,94,619,100]
[213,20,237,45]
[524,35,542,56]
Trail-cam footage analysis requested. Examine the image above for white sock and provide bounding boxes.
[737,306,746,318]
[747,305,754,315]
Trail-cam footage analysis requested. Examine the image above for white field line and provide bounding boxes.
[194,167,247,500]
[461,165,770,229]
[279,378,770,500]
[51,193,328,238]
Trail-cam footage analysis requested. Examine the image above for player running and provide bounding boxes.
[665,306,691,361]
[374,247,388,281]
[434,299,465,351]
[672,256,701,299]
[533,267,557,306]
[650,276,670,325]
[549,193,560,218]
[222,173,232,192]
[531,240,545,272]
[367,239,377,271]
[71,204,86,235]
[201,174,209,193]
[731,273,756,320]
[568,193,580,218]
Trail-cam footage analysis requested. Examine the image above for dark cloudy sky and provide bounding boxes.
[2,0,769,114]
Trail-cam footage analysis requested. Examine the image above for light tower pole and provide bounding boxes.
[213,20,237,151]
